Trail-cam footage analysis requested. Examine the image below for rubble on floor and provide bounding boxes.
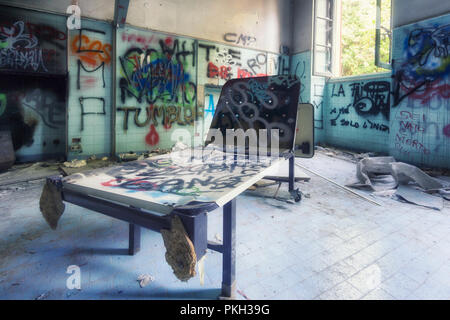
[63,159,87,168]
[346,156,450,210]
[119,149,171,162]
[315,144,383,163]
[137,274,155,288]
[0,158,116,187]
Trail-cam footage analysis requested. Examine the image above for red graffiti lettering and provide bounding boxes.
[443,124,450,138]
[71,35,112,66]
[237,68,267,78]
[145,124,160,146]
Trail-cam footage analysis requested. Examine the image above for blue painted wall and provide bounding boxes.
[290,51,327,144]
[318,13,449,168]
[326,74,391,153]
[389,13,450,168]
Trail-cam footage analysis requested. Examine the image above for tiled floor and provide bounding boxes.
[0,151,449,299]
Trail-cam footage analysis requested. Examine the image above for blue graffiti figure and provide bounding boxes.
[204,94,215,116]
[406,24,449,78]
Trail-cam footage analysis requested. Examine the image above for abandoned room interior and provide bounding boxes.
[0,0,449,302]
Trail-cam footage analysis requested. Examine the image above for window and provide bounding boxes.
[375,0,392,69]
[313,0,392,77]
[313,0,337,76]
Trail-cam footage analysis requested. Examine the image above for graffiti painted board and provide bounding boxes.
[62,148,285,214]
[208,75,301,152]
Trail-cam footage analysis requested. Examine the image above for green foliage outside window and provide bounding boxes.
[341,0,391,76]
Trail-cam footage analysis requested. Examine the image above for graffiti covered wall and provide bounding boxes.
[196,41,288,143]
[116,27,198,152]
[67,19,112,158]
[290,51,329,144]
[0,6,67,161]
[0,6,67,74]
[326,75,391,153]
[390,13,449,168]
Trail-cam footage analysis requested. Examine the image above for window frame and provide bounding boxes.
[375,0,393,70]
[312,0,339,77]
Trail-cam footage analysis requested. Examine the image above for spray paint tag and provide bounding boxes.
[145,124,159,146]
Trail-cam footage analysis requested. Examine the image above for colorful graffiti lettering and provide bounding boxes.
[207,62,231,80]
[199,43,269,82]
[117,105,195,130]
[71,28,112,66]
[0,20,66,73]
[204,94,215,116]
[393,24,449,107]
[119,38,197,105]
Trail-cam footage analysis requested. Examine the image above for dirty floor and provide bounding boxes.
[0,150,449,300]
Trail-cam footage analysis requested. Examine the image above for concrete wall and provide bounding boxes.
[0,0,293,53]
[291,0,313,54]
[0,0,115,22]
[389,13,450,168]
[326,74,391,154]
[127,0,293,53]
[393,0,450,27]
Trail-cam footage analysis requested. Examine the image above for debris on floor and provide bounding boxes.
[237,289,250,300]
[35,291,50,300]
[253,179,278,188]
[171,141,189,152]
[315,144,382,164]
[137,274,155,288]
[296,162,382,206]
[119,152,139,162]
[346,156,449,209]
[0,162,60,186]
[63,159,87,168]
[396,185,444,211]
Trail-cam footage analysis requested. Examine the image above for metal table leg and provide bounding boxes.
[128,223,141,255]
[289,154,295,191]
[221,198,236,298]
